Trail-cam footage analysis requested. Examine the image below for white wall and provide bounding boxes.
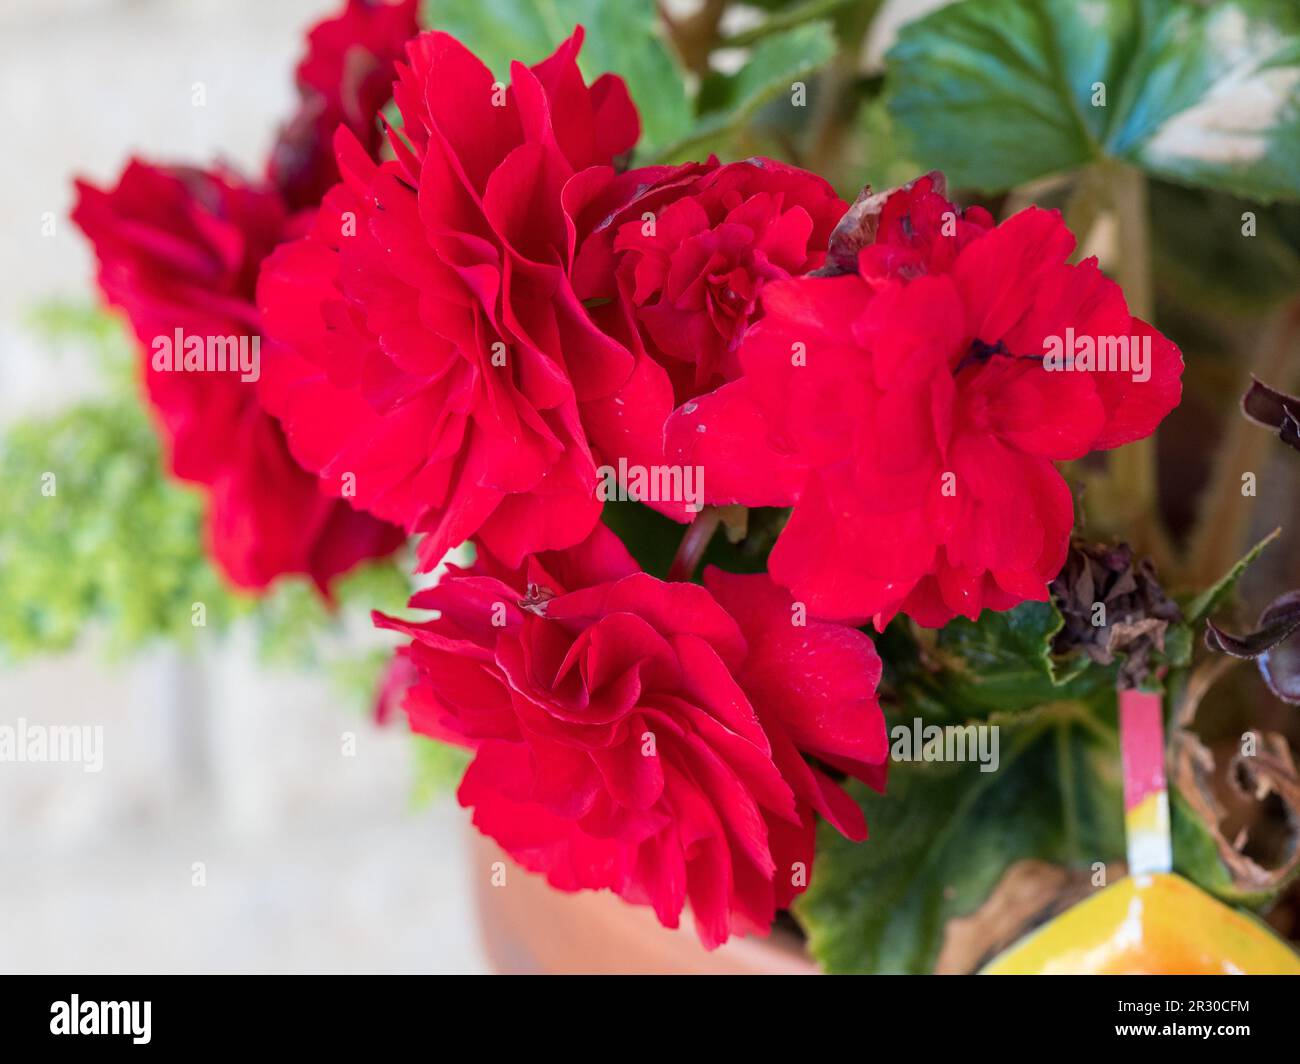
[0,0,486,974]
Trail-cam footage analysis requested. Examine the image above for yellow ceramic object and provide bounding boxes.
[982,872,1300,975]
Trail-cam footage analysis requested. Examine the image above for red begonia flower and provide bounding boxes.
[667,173,1183,627]
[258,29,641,570]
[375,524,887,948]
[563,158,843,519]
[73,160,403,593]
[571,157,845,400]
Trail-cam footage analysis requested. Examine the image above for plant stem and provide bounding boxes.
[1110,164,1154,318]
[805,0,880,182]
[659,0,727,78]
[668,507,722,581]
[1107,163,1174,572]
[1060,166,1108,261]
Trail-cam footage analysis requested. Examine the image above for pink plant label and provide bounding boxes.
[1119,686,1173,875]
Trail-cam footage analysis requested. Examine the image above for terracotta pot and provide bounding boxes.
[470,832,818,974]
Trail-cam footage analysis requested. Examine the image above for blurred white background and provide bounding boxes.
[0,0,487,973]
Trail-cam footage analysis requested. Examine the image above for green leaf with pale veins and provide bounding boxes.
[886,0,1300,200]
[794,701,1124,974]
[891,600,1113,722]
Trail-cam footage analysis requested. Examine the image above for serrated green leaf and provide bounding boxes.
[652,21,838,162]
[886,0,1300,200]
[422,0,692,157]
[900,600,1112,721]
[717,20,837,114]
[1161,620,1193,669]
[795,701,1124,973]
[1183,526,1280,624]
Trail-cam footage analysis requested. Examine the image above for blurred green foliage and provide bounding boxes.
[0,306,235,657]
[0,304,411,700]
[411,735,473,808]
[3,305,463,792]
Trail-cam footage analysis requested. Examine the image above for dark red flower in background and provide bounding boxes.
[268,0,420,210]
[73,161,403,593]
[667,173,1184,628]
[375,525,887,948]
[258,29,641,571]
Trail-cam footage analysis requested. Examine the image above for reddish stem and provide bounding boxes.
[667,508,722,582]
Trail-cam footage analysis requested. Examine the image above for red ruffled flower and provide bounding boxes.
[667,173,1184,627]
[258,29,641,571]
[563,159,843,520]
[375,525,887,948]
[571,158,844,401]
[268,0,420,210]
[73,161,403,593]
